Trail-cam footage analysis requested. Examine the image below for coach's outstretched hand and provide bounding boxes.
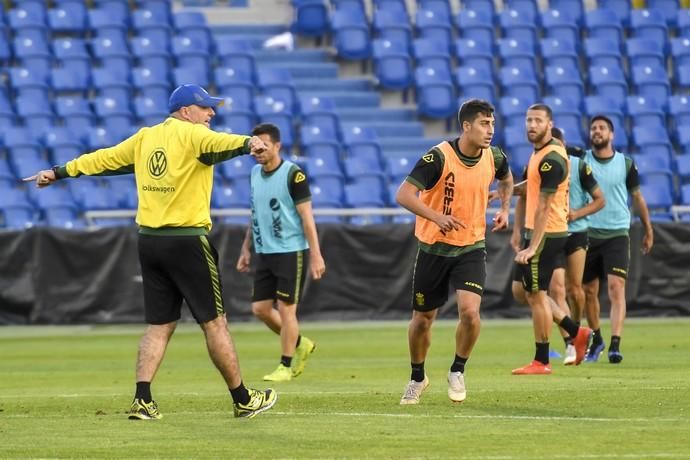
[23,169,57,188]
[248,136,268,155]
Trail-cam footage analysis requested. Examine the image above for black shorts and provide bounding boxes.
[252,250,308,305]
[518,236,568,293]
[412,247,486,312]
[138,234,225,325]
[565,231,589,256]
[583,235,630,282]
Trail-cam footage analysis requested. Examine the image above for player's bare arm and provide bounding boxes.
[515,192,555,264]
[569,186,605,222]
[236,225,253,273]
[296,201,326,280]
[492,170,514,232]
[396,181,465,232]
[632,190,654,254]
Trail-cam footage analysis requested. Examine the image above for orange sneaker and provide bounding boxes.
[572,327,593,365]
[512,360,552,375]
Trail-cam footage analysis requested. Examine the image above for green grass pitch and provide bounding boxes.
[1,318,689,459]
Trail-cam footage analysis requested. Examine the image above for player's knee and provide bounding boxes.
[460,307,480,328]
[410,311,434,332]
[251,302,272,319]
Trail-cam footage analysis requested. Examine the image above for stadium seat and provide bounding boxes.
[626,38,666,69]
[173,11,213,52]
[633,126,673,159]
[299,95,340,137]
[48,3,87,34]
[548,0,584,25]
[341,123,382,163]
[173,66,210,89]
[13,36,52,80]
[646,0,680,27]
[215,38,256,77]
[16,95,55,136]
[219,154,255,181]
[214,109,257,135]
[499,9,537,51]
[387,155,415,183]
[343,155,386,181]
[172,36,211,70]
[497,38,536,70]
[291,0,330,38]
[331,9,371,60]
[303,153,344,180]
[8,7,47,42]
[635,152,673,176]
[94,96,135,139]
[132,8,172,45]
[541,9,580,45]
[589,65,628,103]
[51,67,90,96]
[541,37,579,70]
[132,66,171,103]
[44,207,86,229]
[629,9,668,49]
[676,155,690,182]
[499,66,539,102]
[55,96,95,139]
[92,68,133,102]
[632,66,671,106]
[91,35,131,77]
[584,95,625,132]
[669,95,690,135]
[256,68,297,114]
[545,64,585,103]
[214,67,254,111]
[678,10,690,39]
[413,38,451,75]
[344,179,386,208]
[454,38,493,77]
[455,66,495,103]
[45,127,85,165]
[585,9,623,47]
[310,176,345,209]
[212,182,250,208]
[626,96,666,130]
[584,38,623,69]
[1,207,37,230]
[499,96,532,128]
[639,181,674,214]
[132,36,172,74]
[372,9,411,47]
[371,39,413,91]
[504,0,538,21]
[455,10,494,46]
[300,125,341,159]
[134,96,168,125]
[679,126,690,154]
[415,9,452,51]
[414,67,457,119]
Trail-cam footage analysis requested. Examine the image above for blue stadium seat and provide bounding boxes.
[173,65,210,89]
[45,127,85,165]
[499,66,539,102]
[331,9,371,60]
[675,64,690,91]
[214,67,254,111]
[463,0,496,17]
[373,9,412,47]
[345,179,386,207]
[132,66,171,103]
[589,65,628,103]
[639,180,674,212]
[8,6,47,42]
[88,8,129,40]
[44,207,86,229]
[419,0,451,17]
[413,38,451,75]
[545,64,584,104]
[304,153,344,179]
[48,3,87,34]
[256,68,297,113]
[300,125,341,158]
[53,38,90,83]
[300,95,340,137]
[132,36,171,74]
[671,37,690,74]
[50,67,90,96]
[212,182,250,208]
[94,96,135,139]
[213,109,257,135]
[292,0,330,38]
[92,68,132,102]
[387,155,415,183]
[504,0,538,21]
[341,123,382,162]
[135,0,172,20]
[552,113,585,147]
[215,38,255,77]
[90,36,131,77]
[629,9,668,49]
[172,35,210,70]
[4,127,43,158]
[635,151,673,175]
[678,126,690,154]
[1,207,37,230]
[626,96,666,130]
[676,154,690,182]
[414,66,457,119]
[173,11,213,52]
[55,96,95,139]
[455,9,494,46]
[541,9,580,44]
[343,155,385,181]
[455,66,495,103]
[632,65,671,106]
[498,38,536,70]
[372,39,413,90]
[541,37,579,70]
[499,96,531,128]
[584,38,623,69]
[626,38,665,69]
[415,9,452,51]
[16,95,56,136]
[310,176,345,209]
[29,183,78,213]
[585,9,623,47]
[454,38,493,77]
[499,9,537,51]
[597,1,631,26]
[12,36,52,80]
[646,0,679,27]
[680,184,690,206]
[548,0,584,25]
[132,8,172,45]
[584,95,626,134]
[633,125,673,157]
[134,96,168,125]
[373,0,407,14]
[219,155,255,180]
[678,8,690,37]
[669,95,690,134]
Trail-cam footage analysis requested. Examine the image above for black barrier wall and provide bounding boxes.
[1,223,689,324]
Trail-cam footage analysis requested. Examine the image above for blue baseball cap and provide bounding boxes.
[168,84,224,113]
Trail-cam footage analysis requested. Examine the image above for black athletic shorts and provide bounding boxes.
[138,234,225,325]
[583,235,630,282]
[412,247,486,312]
[252,250,307,305]
[518,236,568,293]
[565,231,589,256]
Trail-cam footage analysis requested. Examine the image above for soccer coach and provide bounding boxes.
[25,84,278,420]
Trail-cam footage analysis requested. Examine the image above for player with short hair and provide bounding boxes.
[25,84,277,419]
[582,115,653,363]
[396,99,514,404]
[236,123,324,382]
[511,104,592,375]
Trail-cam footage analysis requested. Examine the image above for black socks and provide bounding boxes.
[135,381,152,402]
[450,355,468,374]
[535,342,550,365]
[229,382,250,405]
[411,362,425,382]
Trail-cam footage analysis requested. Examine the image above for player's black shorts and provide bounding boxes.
[583,235,630,282]
[565,231,589,256]
[518,236,568,293]
[138,234,225,325]
[412,247,486,312]
[252,250,308,305]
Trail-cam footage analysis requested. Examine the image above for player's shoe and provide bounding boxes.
[447,371,466,403]
[511,360,552,375]
[128,398,162,420]
[263,364,292,382]
[563,344,577,365]
[572,326,592,365]
[292,336,316,377]
[584,341,606,362]
[400,375,429,405]
[608,350,624,364]
[233,388,277,418]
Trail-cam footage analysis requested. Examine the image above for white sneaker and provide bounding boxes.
[564,344,577,365]
[400,375,429,405]
[447,371,466,403]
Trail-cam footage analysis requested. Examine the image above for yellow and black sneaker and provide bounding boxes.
[233,388,277,419]
[292,336,316,377]
[128,398,162,420]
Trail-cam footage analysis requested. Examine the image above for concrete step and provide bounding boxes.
[378,136,448,158]
[253,49,331,63]
[298,91,381,108]
[335,107,418,122]
[259,63,339,79]
[368,122,425,138]
[295,78,373,92]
